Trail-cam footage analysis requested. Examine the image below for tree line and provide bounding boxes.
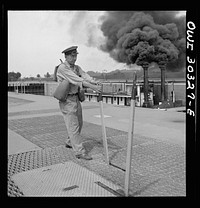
[8,71,53,81]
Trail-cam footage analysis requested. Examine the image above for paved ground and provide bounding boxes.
[7,91,186,197]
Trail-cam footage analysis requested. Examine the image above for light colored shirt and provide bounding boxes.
[56,60,94,94]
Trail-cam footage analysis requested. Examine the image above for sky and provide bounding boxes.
[8,10,186,78]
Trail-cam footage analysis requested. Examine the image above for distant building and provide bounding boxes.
[8,68,186,107]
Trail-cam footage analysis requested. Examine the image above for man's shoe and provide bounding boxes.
[76,153,92,160]
[65,144,72,148]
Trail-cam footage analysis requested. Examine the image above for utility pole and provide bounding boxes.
[142,63,149,107]
[159,64,167,102]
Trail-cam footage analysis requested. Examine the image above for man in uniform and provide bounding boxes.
[56,46,101,160]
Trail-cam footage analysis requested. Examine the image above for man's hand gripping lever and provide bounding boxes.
[82,81,102,94]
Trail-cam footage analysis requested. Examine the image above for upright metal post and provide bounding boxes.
[97,84,109,165]
[124,72,137,196]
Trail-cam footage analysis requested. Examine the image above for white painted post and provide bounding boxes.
[98,86,109,165]
[124,72,137,196]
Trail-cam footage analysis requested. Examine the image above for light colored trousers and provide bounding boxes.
[59,95,85,155]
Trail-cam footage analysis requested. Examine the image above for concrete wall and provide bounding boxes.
[153,82,186,105]
[167,83,186,105]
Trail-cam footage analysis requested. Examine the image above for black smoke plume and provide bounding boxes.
[99,11,186,71]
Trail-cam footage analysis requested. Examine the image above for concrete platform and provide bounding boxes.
[8,129,41,155]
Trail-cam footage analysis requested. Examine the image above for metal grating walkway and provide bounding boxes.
[11,161,123,197]
[8,115,186,197]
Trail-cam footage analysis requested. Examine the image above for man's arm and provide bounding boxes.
[57,64,101,93]
[57,64,84,88]
[82,80,101,93]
